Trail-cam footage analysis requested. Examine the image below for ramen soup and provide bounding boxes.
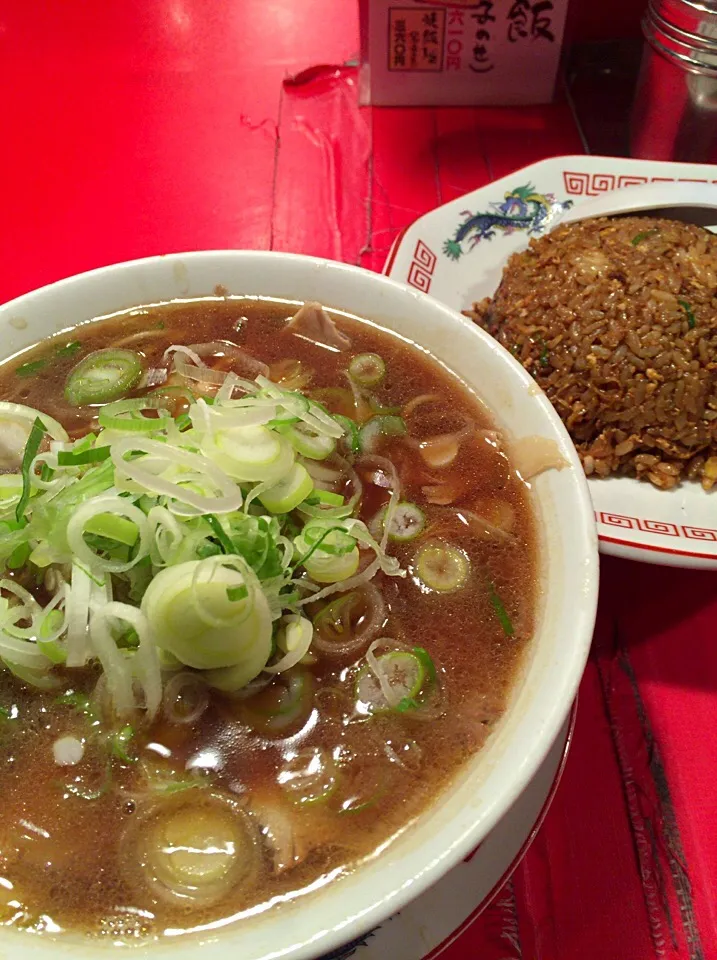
[0,298,537,939]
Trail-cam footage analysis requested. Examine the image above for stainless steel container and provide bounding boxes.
[631,0,717,162]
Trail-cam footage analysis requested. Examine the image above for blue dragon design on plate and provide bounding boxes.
[442,182,572,260]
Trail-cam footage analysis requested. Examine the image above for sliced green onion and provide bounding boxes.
[349,353,386,387]
[358,415,406,453]
[0,402,68,443]
[280,422,336,460]
[258,463,313,514]
[84,512,139,547]
[55,340,82,359]
[356,650,425,714]
[313,591,359,635]
[226,584,249,603]
[6,541,30,570]
[117,626,140,649]
[631,229,658,246]
[56,691,94,715]
[0,353,413,709]
[395,696,420,713]
[16,359,47,378]
[538,339,549,367]
[371,502,425,542]
[37,638,67,664]
[39,608,65,642]
[65,349,143,406]
[205,515,235,554]
[294,523,357,577]
[334,414,360,455]
[306,489,345,507]
[208,424,294,483]
[414,541,470,593]
[141,557,272,672]
[57,446,112,467]
[278,746,337,805]
[16,417,45,523]
[305,549,359,583]
[412,646,437,685]
[111,723,137,763]
[236,668,313,731]
[301,522,355,554]
[488,581,514,637]
[678,299,696,330]
[67,496,149,574]
[99,397,172,433]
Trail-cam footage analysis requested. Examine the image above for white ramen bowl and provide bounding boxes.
[0,252,598,959]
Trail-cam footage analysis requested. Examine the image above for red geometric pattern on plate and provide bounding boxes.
[599,512,636,530]
[618,174,649,189]
[598,513,717,541]
[682,525,717,541]
[563,171,615,195]
[407,239,437,293]
[414,238,437,271]
[636,518,679,537]
[649,176,709,184]
[563,170,713,196]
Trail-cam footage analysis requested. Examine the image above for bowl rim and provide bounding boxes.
[0,250,599,958]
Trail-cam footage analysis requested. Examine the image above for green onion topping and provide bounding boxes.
[16,417,45,523]
[631,229,659,246]
[488,580,514,637]
[678,299,696,329]
[349,353,386,387]
[65,349,143,406]
[57,446,112,467]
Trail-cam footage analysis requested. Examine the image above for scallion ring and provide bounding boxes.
[370,502,425,542]
[65,349,144,406]
[99,397,173,433]
[355,650,425,714]
[414,541,470,593]
[348,353,386,387]
[358,415,406,453]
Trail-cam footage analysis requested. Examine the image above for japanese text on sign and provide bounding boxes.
[388,7,445,71]
[507,0,555,42]
[470,1,495,73]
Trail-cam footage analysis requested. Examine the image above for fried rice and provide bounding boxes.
[467,216,717,490]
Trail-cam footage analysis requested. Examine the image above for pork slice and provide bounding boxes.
[286,302,351,351]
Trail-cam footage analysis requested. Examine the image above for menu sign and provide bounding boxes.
[360,0,568,105]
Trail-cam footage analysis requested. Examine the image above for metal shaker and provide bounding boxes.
[631,0,717,162]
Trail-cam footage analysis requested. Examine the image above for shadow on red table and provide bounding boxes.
[599,555,717,691]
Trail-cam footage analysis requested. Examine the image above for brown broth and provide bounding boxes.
[0,298,537,939]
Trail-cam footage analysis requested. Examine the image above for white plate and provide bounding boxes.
[319,708,573,960]
[383,154,717,569]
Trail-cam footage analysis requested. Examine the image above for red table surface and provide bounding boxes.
[0,3,714,959]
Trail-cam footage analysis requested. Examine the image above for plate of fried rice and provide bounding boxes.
[384,155,717,568]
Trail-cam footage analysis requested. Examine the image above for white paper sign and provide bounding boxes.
[360,0,568,106]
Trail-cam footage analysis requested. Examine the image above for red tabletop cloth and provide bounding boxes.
[0,3,713,959]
